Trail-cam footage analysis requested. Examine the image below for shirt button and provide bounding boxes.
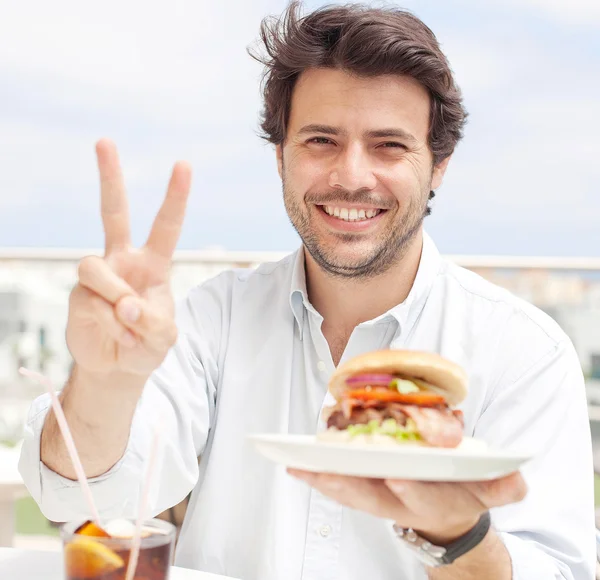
[319,524,332,538]
[317,361,327,372]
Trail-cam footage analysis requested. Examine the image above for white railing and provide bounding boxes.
[3,247,600,270]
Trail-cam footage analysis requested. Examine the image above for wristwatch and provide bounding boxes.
[392,511,491,567]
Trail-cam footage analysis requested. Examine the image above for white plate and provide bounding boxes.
[248,434,532,482]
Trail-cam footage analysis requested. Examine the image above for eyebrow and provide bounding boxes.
[364,128,418,144]
[296,124,418,144]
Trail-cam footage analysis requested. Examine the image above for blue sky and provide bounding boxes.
[0,0,598,256]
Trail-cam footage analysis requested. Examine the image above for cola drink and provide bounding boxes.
[61,518,175,580]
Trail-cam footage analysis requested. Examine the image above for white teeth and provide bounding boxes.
[323,206,381,221]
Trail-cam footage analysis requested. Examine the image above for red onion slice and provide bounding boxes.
[346,373,395,388]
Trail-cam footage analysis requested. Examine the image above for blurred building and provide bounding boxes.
[463,259,600,376]
[2,248,600,442]
[0,248,286,442]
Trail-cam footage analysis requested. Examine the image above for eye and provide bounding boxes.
[307,137,335,145]
[379,142,406,149]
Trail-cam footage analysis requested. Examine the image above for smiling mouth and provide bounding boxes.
[318,204,386,222]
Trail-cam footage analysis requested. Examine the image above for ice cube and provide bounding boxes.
[104,518,137,539]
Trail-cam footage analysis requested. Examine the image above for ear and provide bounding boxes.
[276,144,284,179]
[431,155,451,190]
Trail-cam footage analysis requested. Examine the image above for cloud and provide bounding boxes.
[0,0,269,87]
[0,0,284,214]
[0,120,95,209]
[0,0,598,257]
[0,0,279,136]
[434,94,600,239]
[508,0,600,25]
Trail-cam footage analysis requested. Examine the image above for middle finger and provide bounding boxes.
[385,479,486,527]
[144,161,192,261]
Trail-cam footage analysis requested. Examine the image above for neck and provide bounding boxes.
[304,230,425,332]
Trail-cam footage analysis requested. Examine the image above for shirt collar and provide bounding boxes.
[385,230,441,332]
[289,230,442,340]
[289,248,310,339]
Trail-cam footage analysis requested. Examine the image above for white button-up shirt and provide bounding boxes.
[19,232,596,580]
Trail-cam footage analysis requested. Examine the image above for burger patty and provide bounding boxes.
[326,400,465,447]
[327,403,411,430]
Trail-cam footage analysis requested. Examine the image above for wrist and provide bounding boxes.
[393,512,492,568]
[41,365,148,478]
[64,365,147,428]
[73,364,147,392]
[415,515,482,546]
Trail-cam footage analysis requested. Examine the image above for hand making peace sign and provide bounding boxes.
[66,139,191,378]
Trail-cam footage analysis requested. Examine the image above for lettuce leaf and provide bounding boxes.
[389,379,420,394]
[346,418,421,441]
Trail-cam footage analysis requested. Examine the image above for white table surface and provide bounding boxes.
[0,548,240,579]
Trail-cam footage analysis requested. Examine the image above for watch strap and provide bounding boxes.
[392,511,491,566]
[439,510,491,564]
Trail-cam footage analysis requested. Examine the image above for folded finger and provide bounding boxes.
[71,286,137,348]
[114,295,178,351]
[385,479,485,536]
[78,255,137,304]
[463,472,528,508]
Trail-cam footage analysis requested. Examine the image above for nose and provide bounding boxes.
[328,142,377,192]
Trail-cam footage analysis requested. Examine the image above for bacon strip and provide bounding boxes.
[341,398,356,419]
[325,399,464,448]
[401,406,463,448]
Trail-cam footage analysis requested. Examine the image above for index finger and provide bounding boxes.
[464,471,528,507]
[144,161,192,260]
[96,138,131,254]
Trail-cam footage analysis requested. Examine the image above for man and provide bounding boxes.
[19,2,595,579]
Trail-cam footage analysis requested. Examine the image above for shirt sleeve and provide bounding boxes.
[475,339,596,580]
[18,281,224,524]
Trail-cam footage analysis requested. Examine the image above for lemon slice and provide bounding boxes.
[64,537,125,579]
[76,520,111,538]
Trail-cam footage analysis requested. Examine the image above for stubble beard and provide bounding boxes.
[282,177,430,280]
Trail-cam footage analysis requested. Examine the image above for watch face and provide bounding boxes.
[407,543,444,568]
[393,525,447,568]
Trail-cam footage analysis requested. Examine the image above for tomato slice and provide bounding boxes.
[344,388,446,406]
[345,373,395,389]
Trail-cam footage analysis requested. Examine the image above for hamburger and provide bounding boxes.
[319,349,468,448]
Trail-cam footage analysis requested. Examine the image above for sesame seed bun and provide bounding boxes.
[329,349,468,407]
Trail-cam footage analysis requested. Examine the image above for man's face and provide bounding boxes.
[278,68,449,279]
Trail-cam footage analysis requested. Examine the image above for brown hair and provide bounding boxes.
[250,1,468,166]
